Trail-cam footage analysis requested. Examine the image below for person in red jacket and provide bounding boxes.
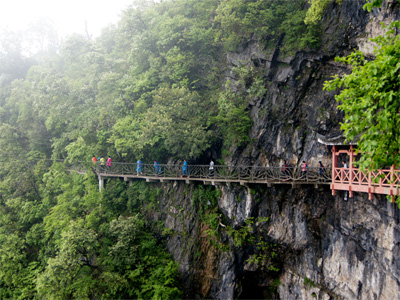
[301,161,308,179]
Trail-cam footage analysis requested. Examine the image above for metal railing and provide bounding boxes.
[92,162,331,183]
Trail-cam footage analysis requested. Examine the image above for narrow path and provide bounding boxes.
[92,162,331,189]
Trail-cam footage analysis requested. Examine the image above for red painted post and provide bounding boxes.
[349,146,354,188]
[368,170,372,200]
[332,146,337,196]
[390,165,395,203]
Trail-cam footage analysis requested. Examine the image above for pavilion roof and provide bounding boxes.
[316,132,359,146]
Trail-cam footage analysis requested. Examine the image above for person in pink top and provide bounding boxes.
[106,156,112,172]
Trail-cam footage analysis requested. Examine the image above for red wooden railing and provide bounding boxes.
[331,166,400,200]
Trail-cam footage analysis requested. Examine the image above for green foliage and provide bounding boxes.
[363,0,384,11]
[226,216,269,247]
[303,276,316,288]
[0,158,182,298]
[213,64,261,150]
[192,185,221,218]
[215,0,318,52]
[246,241,280,272]
[324,21,400,171]
[0,0,324,163]
[141,86,212,158]
[304,0,332,25]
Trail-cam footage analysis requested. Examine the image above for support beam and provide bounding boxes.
[146,178,158,183]
[99,176,105,192]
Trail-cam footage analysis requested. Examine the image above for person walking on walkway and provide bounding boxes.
[301,160,308,179]
[106,156,112,172]
[154,161,161,176]
[209,159,214,177]
[181,160,189,178]
[137,159,143,175]
[92,155,97,165]
[100,156,106,172]
[318,161,325,181]
[342,160,349,179]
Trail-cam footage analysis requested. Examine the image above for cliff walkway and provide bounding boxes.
[61,160,400,199]
[87,162,331,190]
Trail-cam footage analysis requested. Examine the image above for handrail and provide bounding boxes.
[332,167,400,200]
[91,162,331,183]
[333,167,400,187]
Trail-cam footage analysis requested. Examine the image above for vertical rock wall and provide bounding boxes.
[150,182,400,299]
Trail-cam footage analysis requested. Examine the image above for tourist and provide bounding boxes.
[209,159,214,177]
[301,160,308,179]
[100,156,106,172]
[181,160,189,178]
[106,156,112,172]
[137,159,143,175]
[318,161,325,181]
[154,160,161,176]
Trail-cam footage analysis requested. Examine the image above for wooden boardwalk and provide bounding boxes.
[69,161,400,199]
[90,162,331,190]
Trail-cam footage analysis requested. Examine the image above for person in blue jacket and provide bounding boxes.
[137,159,143,175]
[181,159,189,178]
[154,160,161,176]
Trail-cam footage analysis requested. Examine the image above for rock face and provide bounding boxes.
[152,183,400,299]
[145,1,400,299]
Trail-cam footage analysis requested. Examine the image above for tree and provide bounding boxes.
[141,86,213,158]
[324,21,400,170]
[36,220,99,299]
[0,30,35,86]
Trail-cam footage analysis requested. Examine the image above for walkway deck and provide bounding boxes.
[92,162,330,190]
[69,161,400,199]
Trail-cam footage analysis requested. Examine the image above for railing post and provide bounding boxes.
[390,165,395,202]
[349,145,354,197]
[349,145,354,185]
[368,171,373,200]
[331,146,337,196]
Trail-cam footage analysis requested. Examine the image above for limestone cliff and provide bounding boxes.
[145,1,400,299]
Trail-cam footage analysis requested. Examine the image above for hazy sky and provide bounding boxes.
[0,0,133,37]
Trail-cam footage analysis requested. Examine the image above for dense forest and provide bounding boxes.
[0,0,396,298]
